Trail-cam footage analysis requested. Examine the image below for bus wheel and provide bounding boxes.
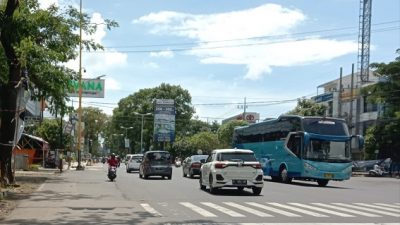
[280,168,292,183]
[317,179,329,187]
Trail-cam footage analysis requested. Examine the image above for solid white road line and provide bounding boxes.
[311,203,381,217]
[201,202,245,217]
[267,202,328,217]
[289,203,354,217]
[245,202,301,217]
[333,203,400,217]
[179,202,217,217]
[374,203,400,209]
[140,203,162,217]
[223,202,273,217]
[354,203,400,212]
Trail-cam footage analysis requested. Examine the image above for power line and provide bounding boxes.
[83,26,399,54]
[103,20,400,49]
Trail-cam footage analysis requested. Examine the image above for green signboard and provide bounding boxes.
[67,79,105,98]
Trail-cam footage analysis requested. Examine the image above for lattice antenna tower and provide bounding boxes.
[358,0,372,83]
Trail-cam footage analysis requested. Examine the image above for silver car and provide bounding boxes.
[126,154,143,173]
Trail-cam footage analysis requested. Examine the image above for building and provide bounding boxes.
[222,112,260,124]
[312,71,384,160]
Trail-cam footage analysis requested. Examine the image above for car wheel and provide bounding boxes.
[252,187,262,195]
[317,179,329,187]
[183,169,186,177]
[280,168,292,183]
[168,175,172,180]
[144,174,148,179]
[209,175,217,194]
[199,173,206,190]
[237,187,244,192]
[139,173,142,178]
[189,170,194,179]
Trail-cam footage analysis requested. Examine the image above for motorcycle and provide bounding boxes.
[174,160,181,167]
[368,164,388,177]
[108,166,117,181]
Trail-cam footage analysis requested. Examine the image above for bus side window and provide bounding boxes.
[286,134,302,157]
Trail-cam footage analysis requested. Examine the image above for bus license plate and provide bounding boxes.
[324,173,334,179]
[233,180,247,185]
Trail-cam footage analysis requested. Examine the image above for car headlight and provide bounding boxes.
[304,162,317,171]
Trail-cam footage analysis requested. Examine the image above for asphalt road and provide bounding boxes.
[2,163,399,225]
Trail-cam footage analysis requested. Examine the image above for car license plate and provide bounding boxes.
[324,173,334,179]
[233,180,247,185]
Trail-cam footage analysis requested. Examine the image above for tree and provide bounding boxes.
[111,83,195,152]
[36,119,72,150]
[0,0,117,184]
[286,98,327,116]
[188,131,219,155]
[362,49,400,160]
[81,107,108,156]
[217,120,248,148]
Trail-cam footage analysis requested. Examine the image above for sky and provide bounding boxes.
[39,0,399,123]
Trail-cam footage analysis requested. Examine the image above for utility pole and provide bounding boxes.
[242,97,247,121]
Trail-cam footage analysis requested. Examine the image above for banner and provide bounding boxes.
[153,99,175,142]
[67,79,105,98]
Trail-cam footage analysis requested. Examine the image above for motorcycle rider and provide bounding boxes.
[107,153,119,173]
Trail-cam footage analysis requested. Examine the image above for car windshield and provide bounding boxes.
[302,139,351,162]
[192,155,208,162]
[218,152,257,162]
[146,152,171,161]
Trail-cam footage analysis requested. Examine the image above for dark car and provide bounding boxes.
[139,151,172,179]
[182,155,208,178]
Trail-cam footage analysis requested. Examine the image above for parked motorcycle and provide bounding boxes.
[108,166,117,181]
[368,164,388,177]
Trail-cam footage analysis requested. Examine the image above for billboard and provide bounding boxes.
[67,79,105,98]
[153,99,175,143]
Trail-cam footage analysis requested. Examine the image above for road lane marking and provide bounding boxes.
[140,203,162,217]
[180,202,217,217]
[245,202,301,217]
[354,203,400,212]
[267,203,328,217]
[288,203,354,217]
[201,202,245,217]
[333,203,400,217]
[223,202,273,217]
[374,203,400,209]
[311,203,381,217]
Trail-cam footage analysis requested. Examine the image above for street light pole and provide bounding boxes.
[120,126,133,153]
[134,112,152,153]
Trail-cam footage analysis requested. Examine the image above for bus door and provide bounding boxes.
[284,132,304,176]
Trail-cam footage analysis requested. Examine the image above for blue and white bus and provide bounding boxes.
[233,115,364,186]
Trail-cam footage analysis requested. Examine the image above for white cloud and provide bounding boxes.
[105,77,121,90]
[150,50,174,58]
[143,62,159,69]
[135,3,358,80]
[38,0,59,9]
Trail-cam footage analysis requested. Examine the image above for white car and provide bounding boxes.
[126,154,143,173]
[199,149,264,195]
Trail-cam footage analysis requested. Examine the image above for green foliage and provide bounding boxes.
[110,83,195,152]
[0,0,118,111]
[362,49,400,160]
[36,118,72,150]
[217,120,248,148]
[286,98,327,116]
[188,131,219,155]
[81,107,108,156]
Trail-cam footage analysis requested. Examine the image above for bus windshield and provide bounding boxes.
[302,118,349,136]
[302,139,351,162]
